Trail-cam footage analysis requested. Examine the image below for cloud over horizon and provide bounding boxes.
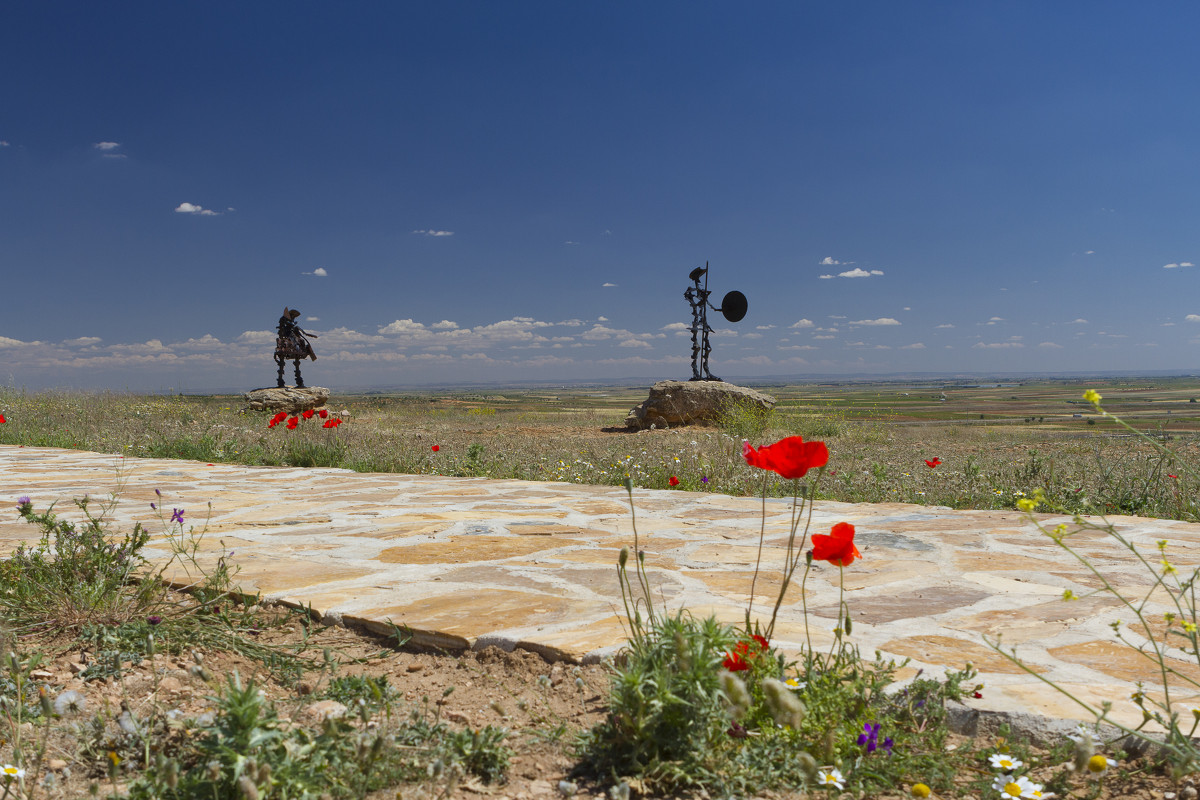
[175,202,220,216]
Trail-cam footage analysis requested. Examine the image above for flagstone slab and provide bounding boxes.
[3,444,1200,732]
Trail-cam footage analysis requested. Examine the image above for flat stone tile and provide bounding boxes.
[3,444,1200,726]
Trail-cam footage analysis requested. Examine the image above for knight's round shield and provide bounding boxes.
[720,291,748,323]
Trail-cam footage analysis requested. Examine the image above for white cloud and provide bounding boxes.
[789,319,814,329]
[972,342,1024,349]
[413,229,454,237]
[176,334,224,351]
[818,274,836,280]
[306,316,319,322]
[820,257,842,265]
[302,267,328,277]
[935,324,955,329]
[989,317,1005,322]
[838,268,884,278]
[1186,315,1200,323]
[94,142,120,150]
[1164,262,1195,269]
[380,318,428,335]
[1068,318,1088,324]
[597,316,608,322]
[813,335,835,340]
[602,282,617,287]
[899,343,925,349]
[755,324,775,331]
[0,141,9,147]
[661,322,690,334]
[175,202,220,216]
[238,330,276,345]
[1037,342,1063,348]
[849,318,901,326]
[431,320,459,330]
[63,336,102,346]
[1085,250,1095,254]
[0,336,38,348]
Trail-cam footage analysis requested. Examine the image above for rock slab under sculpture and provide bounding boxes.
[245,386,330,413]
[624,380,776,430]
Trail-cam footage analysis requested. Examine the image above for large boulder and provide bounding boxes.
[244,386,330,413]
[624,380,776,430]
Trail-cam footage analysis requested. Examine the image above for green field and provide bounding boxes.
[2,376,1198,520]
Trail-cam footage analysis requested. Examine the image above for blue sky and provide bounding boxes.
[4,2,1200,391]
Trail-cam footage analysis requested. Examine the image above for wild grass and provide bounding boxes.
[1,387,1198,520]
[0,497,518,798]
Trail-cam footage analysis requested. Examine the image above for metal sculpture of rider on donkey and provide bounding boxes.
[274,308,318,388]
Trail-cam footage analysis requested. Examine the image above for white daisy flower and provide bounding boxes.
[1066,723,1101,746]
[992,774,1037,798]
[988,753,1024,771]
[818,767,845,789]
[1,765,25,780]
[1087,755,1116,775]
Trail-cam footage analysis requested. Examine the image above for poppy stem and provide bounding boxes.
[767,469,822,640]
[746,472,770,631]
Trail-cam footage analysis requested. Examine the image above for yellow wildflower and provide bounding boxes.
[1083,389,1102,405]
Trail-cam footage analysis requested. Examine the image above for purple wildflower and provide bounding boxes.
[701,476,709,483]
[170,508,185,524]
[858,722,881,753]
[147,615,162,626]
[150,503,156,510]
[17,496,31,507]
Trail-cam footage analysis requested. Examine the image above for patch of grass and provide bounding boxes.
[6,384,1200,519]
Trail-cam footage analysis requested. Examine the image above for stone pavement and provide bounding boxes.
[3,444,1199,732]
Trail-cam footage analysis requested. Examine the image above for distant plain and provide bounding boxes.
[2,376,1198,520]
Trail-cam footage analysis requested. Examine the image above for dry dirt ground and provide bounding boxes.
[12,595,1194,800]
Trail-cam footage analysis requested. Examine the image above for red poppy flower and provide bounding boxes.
[723,641,752,671]
[742,436,829,480]
[322,418,342,428]
[924,458,942,469]
[302,409,316,420]
[0,415,6,423]
[431,445,439,452]
[1169,474,1179,479]
[669,476,679,487]
[973,690,983,699]
[286,417,299,430]
[751,634,770,651]
[811,522,861,567]
[318,409,329,419]
[267,418,279,428]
